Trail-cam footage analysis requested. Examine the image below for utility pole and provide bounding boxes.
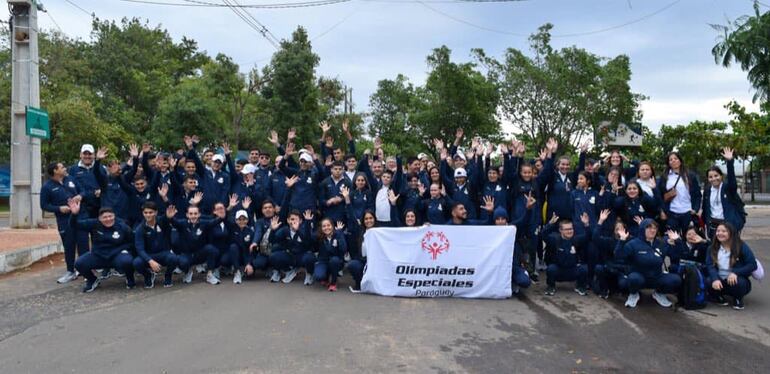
[8,0,43,228]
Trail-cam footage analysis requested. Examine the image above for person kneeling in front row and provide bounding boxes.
[69,201,135,293]
[615,219,685,308]
[541,213,591,296]
[706,222,757,310]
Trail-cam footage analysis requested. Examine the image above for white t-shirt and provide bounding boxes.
[667,171,691,214]
[710,184,724,220]
[375,186,390,222]
[718,246,731,279]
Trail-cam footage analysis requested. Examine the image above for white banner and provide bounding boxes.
[361,225,515,299]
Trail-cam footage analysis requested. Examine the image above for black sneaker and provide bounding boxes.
[82,279,100,293]
[530,272,539,283]
[99,268,111,280]
[600,290,610,299]
[713,294,729,306]
[544,286,556,296]
[144,273,156,289]
[126,279,136,290]
[733,298,744,310]
[164,274,173,288]
[574,287,588,296]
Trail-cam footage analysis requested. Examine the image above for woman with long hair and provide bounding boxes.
[706,222,757,310]
[313,218,347,292]
[701,147,746,238]
[341,185,378,293]
[658,152,701,233]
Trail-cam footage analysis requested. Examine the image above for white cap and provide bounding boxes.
[453,152,466,161]
[417,153,428,160]
[235,210,249,220]
[299,153,313,163]
[298,149,310,155]
[80,144,94,154]
[454,168,467,178]
[241,164,256,175]
[212,154,225,163]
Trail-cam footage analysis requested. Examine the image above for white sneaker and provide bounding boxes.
[282,269,297,284]
[206,272,221,285]
[338,270,344,277]
[173,267,183,274]
[304,272,314,286]
[213,268,220,280]
[512,284,520,295]
[233,270,242,284]
[625,292,640,308]
[270,270,281,283]
[195,264,206,274]
[652,291,672,308]
[183,269,193,284]
[349,285,361,293]
[57,271,78,284]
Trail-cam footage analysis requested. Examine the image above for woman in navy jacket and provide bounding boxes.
[313,218,348,292]
[615,219,685,308]
[706,222,757,310]
[701,147,745,238]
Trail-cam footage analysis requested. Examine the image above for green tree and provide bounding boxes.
[712,1,770,106]
[474,24,644,151]
[370,47,500,157]
[152,77,227,150]
[44,97,131,165]
[87,17,208,135]
[262,27,321,146]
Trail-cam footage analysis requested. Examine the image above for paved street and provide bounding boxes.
[0,214,769,373]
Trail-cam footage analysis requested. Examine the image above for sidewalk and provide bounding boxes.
[0,228,61,274]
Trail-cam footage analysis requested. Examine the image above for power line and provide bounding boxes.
[44,11,64,33]
[117,0,352,9]
[64,0,94,16]
[220,0,281,48]
[312,5,359,41]
[227,0,282,44]
[417,0,682,38]
[116,0,528,7]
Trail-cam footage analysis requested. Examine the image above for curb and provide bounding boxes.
[0,242,63,274]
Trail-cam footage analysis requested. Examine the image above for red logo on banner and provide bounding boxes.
[421,231,450,260]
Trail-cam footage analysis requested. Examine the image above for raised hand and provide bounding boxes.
[579,142,590,153]
[546,138,558,153]
[129,144,139,158]
[166,205,177,219]
[342,118,349,133]
[598,209,611,224]
[191,135,200,145]
[433,138,444,150]
[287,128,296,141]
[303,210,314,221]
[96,146,108,160]
[538,148,549,161]
[335,221,345,231]
[222,142,231,155]
[285,175,299,189]
[270,216,282,230]
[285,142,296,156]
[388,189,399,205]
[228,194,239,209]
[268,130,279,145]
[319,121,331,134]
[158,183,169,200]
[580,212,590,226]
[526,192,537,209]
[633,216,643,225]
[242,196,252,210]
[482,196,495,212]
[499,143,509,155]
[339,184,350,200]
[191,191,204,206]
[168,157,178,169]
[418,182,426,196]
[722,147,734,161]
[667,229,681,242]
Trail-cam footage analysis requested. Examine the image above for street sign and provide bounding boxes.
[25,106,49,139]
[596,121,643,147]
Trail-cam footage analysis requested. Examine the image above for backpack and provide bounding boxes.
[678,262,707,310]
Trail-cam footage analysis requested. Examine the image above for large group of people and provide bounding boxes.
[40,122,760,310]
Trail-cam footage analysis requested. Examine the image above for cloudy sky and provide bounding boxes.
[20,0,766,131]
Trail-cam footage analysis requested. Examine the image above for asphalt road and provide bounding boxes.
[0,221,769,372]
